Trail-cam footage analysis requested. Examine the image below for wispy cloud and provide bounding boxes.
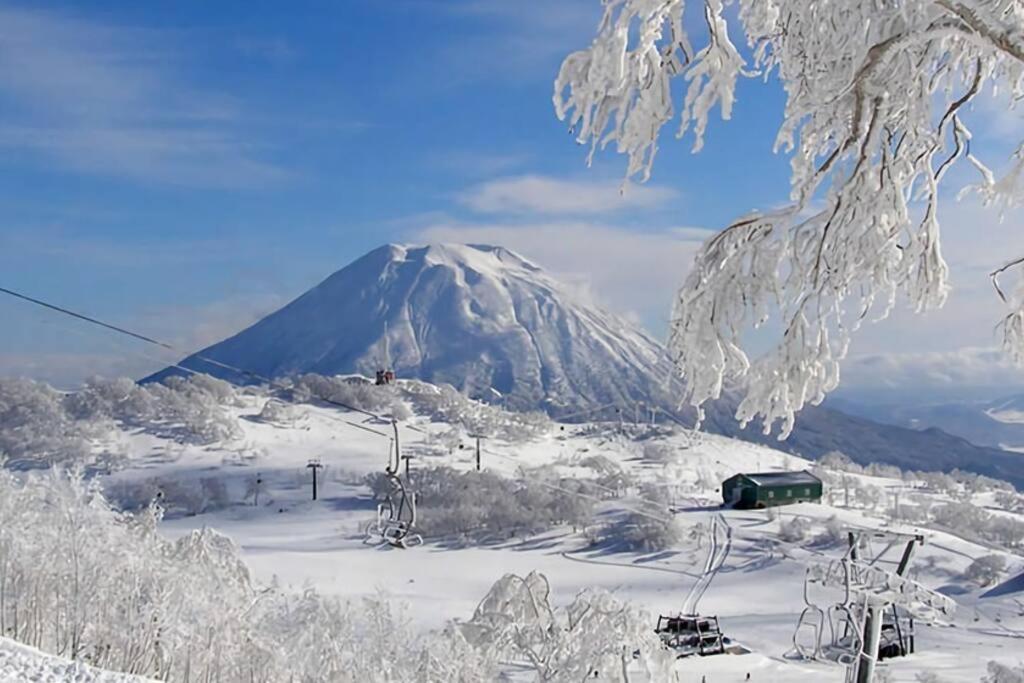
[0,291,288,388]
[838,347,1024,402]
[434,0,601,83]
[414,220,710,333]
[458,175,678,215]
[0,7,288,187]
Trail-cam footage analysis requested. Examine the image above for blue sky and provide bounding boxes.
[1,1,1022,401]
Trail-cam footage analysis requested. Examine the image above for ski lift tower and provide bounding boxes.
[467,433,487,471]
[793,530,955,683]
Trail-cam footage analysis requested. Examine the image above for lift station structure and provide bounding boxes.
[722,471,823,509]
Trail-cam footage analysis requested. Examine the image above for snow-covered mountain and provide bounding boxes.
[149,242,1024,486]
[149,243,678,417]
[828,393,1024,453]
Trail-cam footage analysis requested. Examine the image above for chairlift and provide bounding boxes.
[823,602,864,666]
[364,420,422,549]
[655,614,726,658]
[793,605,825,660]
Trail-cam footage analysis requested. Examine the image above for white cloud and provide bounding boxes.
[0,292,287,389]
[414,220,710,334]
[837,347,1024,403]
[0,7,288,187]
[458,175,678,215]
[434,0,602,83]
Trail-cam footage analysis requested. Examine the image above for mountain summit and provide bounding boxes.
[151,243,676,416]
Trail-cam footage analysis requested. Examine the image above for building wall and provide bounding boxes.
[723,475,823,509]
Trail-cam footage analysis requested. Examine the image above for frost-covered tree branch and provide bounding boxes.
[555,0,1024,437]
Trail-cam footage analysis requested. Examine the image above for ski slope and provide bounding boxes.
[81,386,1024,682]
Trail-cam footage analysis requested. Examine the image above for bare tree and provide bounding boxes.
[555,0,1024,436]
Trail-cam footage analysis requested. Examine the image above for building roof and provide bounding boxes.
[737,471,821,487]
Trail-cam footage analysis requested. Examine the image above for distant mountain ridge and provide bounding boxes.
[148,243,1024,487]
[827,393,1024,453]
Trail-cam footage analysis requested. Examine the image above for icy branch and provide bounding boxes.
[557,0,1024,436]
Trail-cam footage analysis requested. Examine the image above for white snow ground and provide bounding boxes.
[0,638,153,683]
[80,386,1024,682]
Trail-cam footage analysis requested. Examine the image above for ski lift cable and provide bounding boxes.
[553,402,622,423]
[0,285,397,423]
[46,314,395,440]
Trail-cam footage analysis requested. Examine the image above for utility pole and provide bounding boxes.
[401,454,414,479]
[307,459,322,501]
[890,485,902,523]
[468,434,487,471]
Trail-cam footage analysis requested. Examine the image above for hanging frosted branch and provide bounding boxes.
[556,0,1024,437]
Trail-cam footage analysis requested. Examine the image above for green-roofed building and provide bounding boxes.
[722,471,823,509]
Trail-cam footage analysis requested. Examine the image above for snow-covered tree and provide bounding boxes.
[964,554,1008,586]
[556,0,1024,436]
[984,661,1024,683]
[458,572,672,682]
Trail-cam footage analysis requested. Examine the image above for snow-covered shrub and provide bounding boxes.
[996,490,1024,514]
[257,398,295,425]
[0,468,505,682]
[964,555,1008,588]
[813,516,847,547]
[1,375,246,472]
[864,463,904,480]
[640,442,676,464]
[609,511,684,552]
[369,467,594,542]
[103,477,162,512]
[0,379,96,467]
[71,376,242,446]
[586,483,679,552]
[457,572,672,682]
[915,673,952,683]
[778,516,811,543]
[292,374,398,414]
[984,662,1024,683]
[104,475,232,516]
[952,470,1016,495]
[932,503,1024,550]
[400,381,551,441]
[817,450,859,472]
[578,455,634,498]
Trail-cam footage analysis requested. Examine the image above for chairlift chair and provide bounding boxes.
[655,614,726,657]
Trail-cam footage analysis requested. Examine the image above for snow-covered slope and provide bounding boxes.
[148,243,676,418]
[89,386,1024,682]
[0,638,153,682]
[147,242,1024,485]
[5,376,1024,682]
